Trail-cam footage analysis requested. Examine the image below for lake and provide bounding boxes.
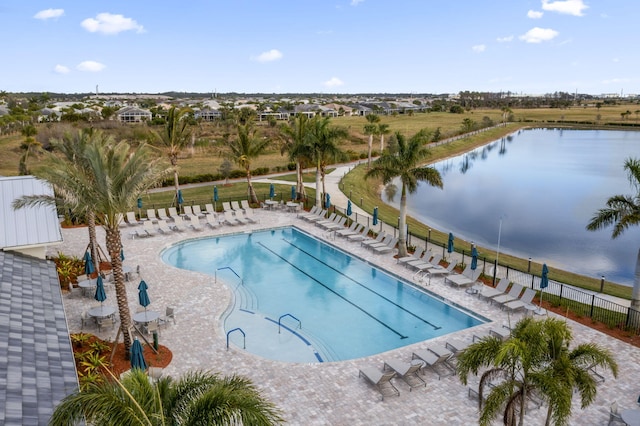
[383,128,640,286]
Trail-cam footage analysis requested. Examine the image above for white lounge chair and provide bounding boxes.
[361,231,386,248]
[412,348,455,380]
[205,203,215,215]
[358,367,399,401]
[192,205,205,217]
[183,205,196,218]
[347,225,370,242]
[408,253,443,271]
[372,237,398,254]
[205,214,220,228]
[231,200,243,212]
[397,248,426,265]
[142,220,157,236]
[477,278,510,300]
[146,209,158,222]
[222,201,233,213]
[241,200,252,211]
[168,207,179,218]
[116,213,126,227]
[316,212,337,228]
[156,219,173,233]
[242,208,258,223]
[366,234,393,251]
[298,205,319,219]
[125,211,139,226]
[172,216,188,231]
[188,216,204,231]
[157,208,169,221]
[502,288,536,311]
[223,210,241,225]
[383,359,426,391]
[491,283,524,305]
[336,222,360,237]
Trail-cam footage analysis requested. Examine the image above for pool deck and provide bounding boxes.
[57,210,640,425]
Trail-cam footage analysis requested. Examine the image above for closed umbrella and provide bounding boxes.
[346,200,352,217]
[120,247,125,261]
[130,338,147,371]
[84,251,95,275]
[291,185,296,201]
[447,232,455,254]
[94,275,106,306]
[138,280,150,312]
[325,193,331,209]
[372,206,378,226]
[537,263,549,314]
[471,246,478,271]
[177,190,184,214]
[269,183,275,200]
[213,186,219,212]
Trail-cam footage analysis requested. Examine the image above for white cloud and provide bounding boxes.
[324,77,344,88]
[54,64,70,74]
[519,27,559,43]
[472,44,486,53]
[527,10,544,19]
[252,49,283,63]
[351,0,365,5]
[81,13,144,35]
[77,61,106,72]
[612,57,619,63]
[542,0,588,16]
[34,8,64,20]
[602,77,631,85]
[496,36,514,43]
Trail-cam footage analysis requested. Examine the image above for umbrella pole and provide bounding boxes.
[536,289,545,315]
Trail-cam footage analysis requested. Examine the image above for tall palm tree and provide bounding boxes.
[457,317,617,426]
[365,130,442,258]
[18,124,40,175]
[587,157,640,311]
[306,116,348,207]
[378,122,390,152]
[49,369,284,425]
[363,113,380,168]
[280,114,310,200]
[152,106,192,203]
[228,121,270,204]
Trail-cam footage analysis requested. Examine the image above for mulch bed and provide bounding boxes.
[109,341,173,377]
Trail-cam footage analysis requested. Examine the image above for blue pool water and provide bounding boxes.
[162,227,486,362]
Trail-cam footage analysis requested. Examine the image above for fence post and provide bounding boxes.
[492,259,497,285]
[600,276,605,293]
[590,294,595,318]
[527,257,531,273]
[559,284,564,301]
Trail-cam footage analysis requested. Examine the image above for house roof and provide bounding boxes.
[0,176,63,251]
[0,250,78,425]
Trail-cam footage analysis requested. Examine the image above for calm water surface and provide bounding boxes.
[384,128,640,286]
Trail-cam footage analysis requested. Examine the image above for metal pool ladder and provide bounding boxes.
[278,313,301,334]
[226,328,246,350]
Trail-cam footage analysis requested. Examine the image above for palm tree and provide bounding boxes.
[49,369,284,425]
[280,114,310,200]
[227,121,270,204]
[587,157,640,312]
[18,124,40,175]
[365,130,442,258]
[363,114,380,168]
[306,116,348,207]
[378,122,390,152]
[457,317,617,426]
[152,106,192,203]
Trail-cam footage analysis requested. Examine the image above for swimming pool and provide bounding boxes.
[162,227,486,362]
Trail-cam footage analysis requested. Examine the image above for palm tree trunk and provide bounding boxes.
[296,162,305,200]
[631,248,640,312]
[315,162,322,208]
[105,226,133,357]
[367,134,373,168]
[380,135,385,152]
[246,169,258,204]
[87,211,100,275]
[171,155,180,203]
[398,184,408,257]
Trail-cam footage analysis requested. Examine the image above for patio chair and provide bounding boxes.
[205,203,215,215]
[588,363,606,383]
[192,205,205,217]
[372,237,398,254]
[241,200,253,211]
[473,326,511,342]
[336,222,361,237]
[315,212,337,228]
[609,401,625,425]
[231,200,244,212]
[145,320,160,336]
[397,248,426,265]
[168,207,179,218]
[125,211,139,226]
[148,366,164,381]
[491,283,524,305]
[116,213,126,227]
[323,216,347,231]
[445,267,482,288]
[412,348,455,380]
[205,214,220,228]
[97,316,115,332]
[305,209,328,223]
[157,208,169,221]
[222,201,233,213]
[171,216,187,231]
[80,311,93,330]
[223,210,241,226]
[297,205,319,219]
[183,205,196,218]
[361,231,386,248]
[502,288,536,311]
[408,253,443,271]
[146,209,158,222]
[188,216,204,231]
[358,367,399,401]
[159,306,176,327]
[347,225,370,242]
[156,219,173,233]
[383,359,426,391]
[477,278,509,300]
[142,220,157,237]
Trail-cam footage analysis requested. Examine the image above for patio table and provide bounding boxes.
[78,278,97,296]
[621,409,640,426]
[88,305,116,319]
[133,310,160,324]
[264,200,278,210]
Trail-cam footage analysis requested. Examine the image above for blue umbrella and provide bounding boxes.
[346,200,352,216]
[447,232,455,254]
[94,275,106,305]
[324,193,331,209]
[120,248,125,261]
[130,338,147,371]
[269,183,275,200]
[84,251,95,275]
[291,185,296,201]
[538,263,549,313]
[213,186,219,201]
[138,280,150,311]
[177,189,184,209]
[471,246,478,270]
[137,198,143,209]
[372,206,378,226]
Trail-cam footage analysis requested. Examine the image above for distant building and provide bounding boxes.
[116,106,152,123]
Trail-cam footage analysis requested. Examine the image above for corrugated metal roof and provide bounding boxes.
[0,176,63,250]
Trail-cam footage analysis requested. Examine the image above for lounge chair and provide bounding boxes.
[397,248,426,265]
[424,261,456,278]
[156,219,173,233]
[231,200,243,212]
[205,213,220,228]
[358,367,399,400]
[241,200,252,211]
[222,201,233,213]
[142,220,157,236]
[116,213,126,227]
[361,231,386,248]
[347,225,370,242]
[366,234,392,250]
[383,359,426,391]
[125,211,139,226]
[491,283,524,305]
[146,209,158,222]
[336,222,360,237]
[408,253,443,271]
[373,237,398,254]
[168,207,179,218]
[171,216,187,231]
[157,208,169,221]
[188,216,204,231]
[192,205,205,217]
[473,326,511,342]
[205,203,215,215]
[223,210,241,225]
[412,348,454,380]
[502,288,536,311]
[183,205,196,218]
[477,278,509,300]
[297,205,319,219]
[306,209,328,223]
[444,339,470,371]
[242,208,258,223]
[316,212,337,227]
[445,265,482,288]
[323,216,347,231]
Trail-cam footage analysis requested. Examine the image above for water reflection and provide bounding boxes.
[383,128,640,286]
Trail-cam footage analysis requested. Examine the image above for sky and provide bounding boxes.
[1,0,638,95]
